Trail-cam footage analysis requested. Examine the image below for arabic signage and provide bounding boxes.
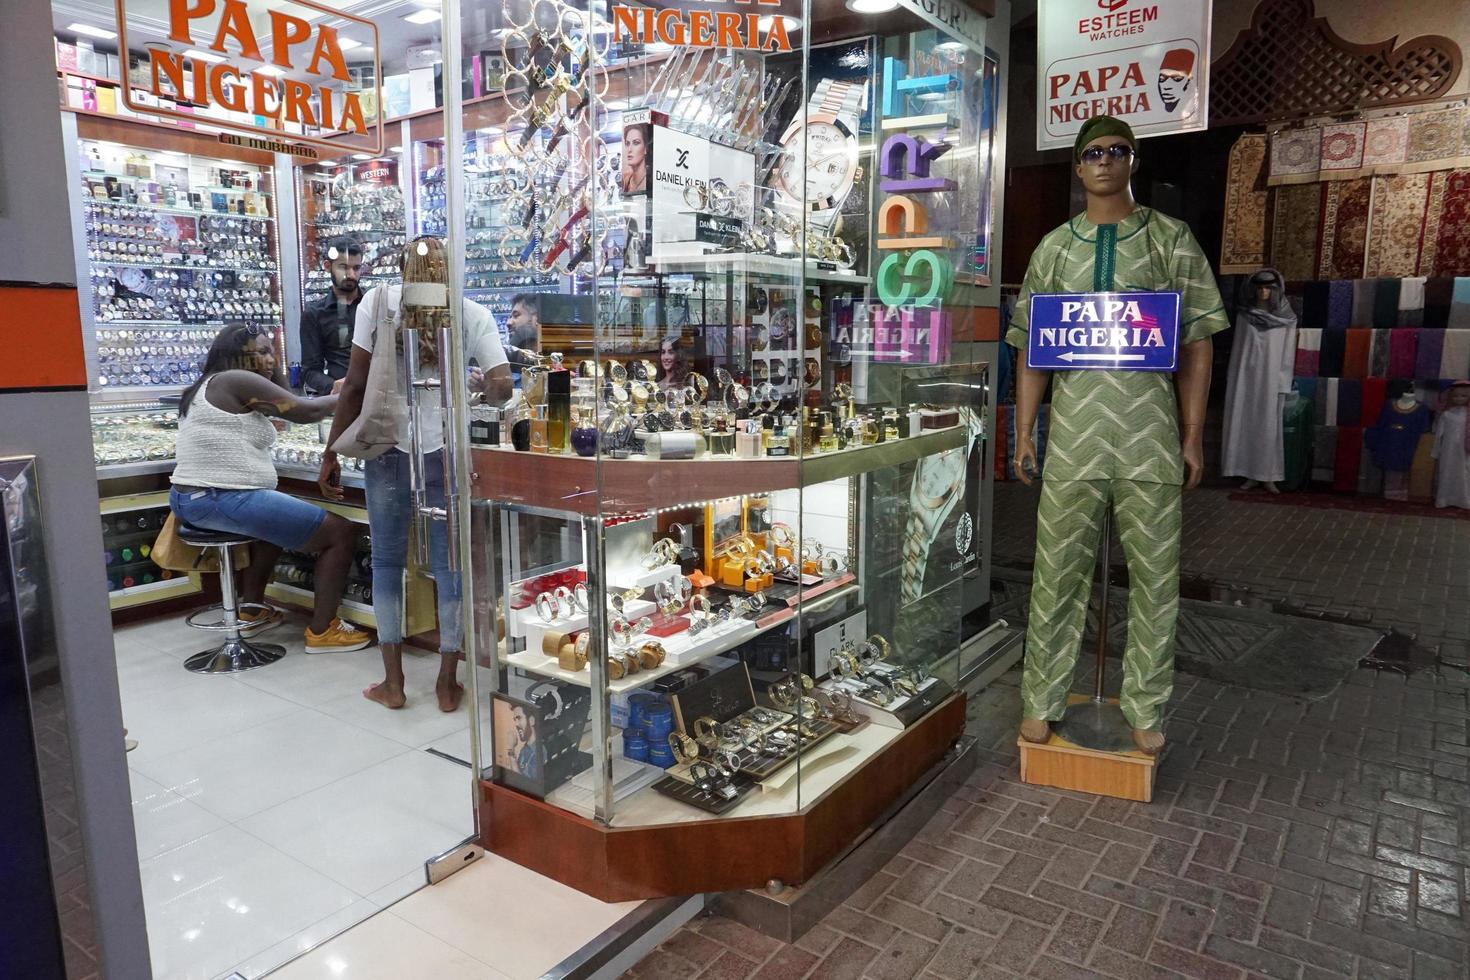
[1037,0,1211,151]
[116,0,383,153]
[1026,291,1180,371]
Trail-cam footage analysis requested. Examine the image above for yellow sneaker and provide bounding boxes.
[239,605,284,633]
[305,618,373,654]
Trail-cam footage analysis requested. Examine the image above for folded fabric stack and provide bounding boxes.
[1283,275,1470,496]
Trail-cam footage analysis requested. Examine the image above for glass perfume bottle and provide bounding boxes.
[529,404,549,453]
[547,370,571,454]
[819,415,839,453]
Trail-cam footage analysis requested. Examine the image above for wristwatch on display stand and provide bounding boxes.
[898,446,966,605]
[771,78,867,233]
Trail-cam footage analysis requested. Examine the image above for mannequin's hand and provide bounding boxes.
[1182,428,1204,489]
[1013,437,1039,486]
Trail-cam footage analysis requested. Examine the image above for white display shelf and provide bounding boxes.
[517,598,657,646]
[648,251,873,286]
[91,261,279,272]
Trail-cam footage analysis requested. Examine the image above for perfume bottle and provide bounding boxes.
[547,370,571,454]
[766,423,790,457]
[709,415,735,456]
[737,420,762,459]
[908,403,922,438]
[819,415,839,453]
[883,409,900,442]
[761,414,775,453]
[529,404,549,453]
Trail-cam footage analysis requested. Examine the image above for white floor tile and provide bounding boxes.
[132,709,409,822]
[246,752,472,895]
[119,677,301,771]
[268,910,513,980]
[366,870,427,909]
[315,681,472,750]
[128,770,227,862]
[390,854,640,980]
[138,825,360,980]
[114,643,200,702]
[227,898,379,979]
[420,725,491,770]
[231,642,386,708]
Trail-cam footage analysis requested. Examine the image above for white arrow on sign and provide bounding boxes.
[1058,352,1147,362]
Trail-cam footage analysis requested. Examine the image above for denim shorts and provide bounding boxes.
[170,486,328,552]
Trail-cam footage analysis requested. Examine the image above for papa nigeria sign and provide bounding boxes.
[1027,291,1180,371]
[1037,0,1212,151]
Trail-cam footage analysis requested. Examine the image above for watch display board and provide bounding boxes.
[298,155,406,307]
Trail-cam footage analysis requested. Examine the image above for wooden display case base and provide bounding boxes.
[479,693,966,902]
[1017,702,1157,803]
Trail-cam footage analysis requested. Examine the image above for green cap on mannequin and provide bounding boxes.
[1073,115,1136,163]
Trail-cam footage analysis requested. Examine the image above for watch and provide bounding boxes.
[900,447,967,605]
[772,78,867,232]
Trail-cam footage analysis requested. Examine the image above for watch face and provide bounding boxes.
[776,119,856,205]
[919,448,966,501]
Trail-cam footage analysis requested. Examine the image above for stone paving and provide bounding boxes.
[621,487,1470,980]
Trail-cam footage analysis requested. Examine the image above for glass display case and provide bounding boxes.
[417,0,998,898]
[297,154,407,308]
[77,137,283,395]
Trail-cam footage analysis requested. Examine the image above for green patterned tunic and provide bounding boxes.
[1006,207,1229,485]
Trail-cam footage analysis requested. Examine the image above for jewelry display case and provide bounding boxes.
[419,0,1000,902]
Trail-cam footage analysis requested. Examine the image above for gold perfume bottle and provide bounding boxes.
[529,404,549,453]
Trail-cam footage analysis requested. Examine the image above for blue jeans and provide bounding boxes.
[170,486,326,551]
[365,449,462,651]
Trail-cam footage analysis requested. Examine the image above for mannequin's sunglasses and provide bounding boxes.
[1080,144,1135,164]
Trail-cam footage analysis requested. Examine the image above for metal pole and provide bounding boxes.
[584,515,613,822]
[1092,509,1111,703]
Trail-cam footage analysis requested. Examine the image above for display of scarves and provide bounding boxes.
[1343,329,1371,378]
[1399,276,1427,327]
[1362,377,1388,428]
[1316,178,1371,280]
[1409,434,1437,503]
[1366,173,1433,278]
[1336,379,1363,426]
[1450,278,1470,329]
[1295,328,1322,376]
[1372,279,1401,328]
[1370,329,1392,377]
[1389,329,1419,378]
[1357,435,1384,495]
[1302,280,1330,325]
[1327,280,1353,328]
[1441,331,1470,380]
[1319,328,1347,376]
[1425,277,1455,329]
[1334,427,1363,491]
[1220,133,1270,274]
[1271,183,1323,282]
[1295,377,1318,406]
[1427,171,1470,278]
[1349,279,1376,327]
[1417,329,1447,378]
[1323,378,1340,423]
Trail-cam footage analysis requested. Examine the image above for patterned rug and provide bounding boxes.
[1316,177,1371,279]
[1220,133,1270,273]
[990,569,1381,700]
[1426,169,1470,277]
[1365,172,1432,277]
[1271,183,1322,282]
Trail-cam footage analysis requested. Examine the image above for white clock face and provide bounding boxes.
[778,121,855,203]
[919,448,966,501]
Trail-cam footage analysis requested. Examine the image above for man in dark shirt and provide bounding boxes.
[505,292,543,385]
[299,237,365,395]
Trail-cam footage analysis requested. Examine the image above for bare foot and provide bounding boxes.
[1132,728,1165,756]
[1019,718,1051,743]
[1241,479,1258,491]
[436,677,465,713]
[364,682,406,709]
[1265,481,1280,494]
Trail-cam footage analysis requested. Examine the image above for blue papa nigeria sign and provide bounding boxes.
[1027,291,1181,371]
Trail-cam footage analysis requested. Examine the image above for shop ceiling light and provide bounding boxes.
[257,65,285,76]
[757,14,802,33]
[68,23,118,40]
[389,145,404,152]
[185,49,225,63]
[844,0,899,12]
[404,9,441,23]
[337,38,364,50]
[352,153,373,160]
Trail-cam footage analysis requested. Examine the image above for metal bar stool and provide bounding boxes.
[178,525,285,674]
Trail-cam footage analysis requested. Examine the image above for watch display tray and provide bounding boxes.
[651,771,756,815]
[736,718,842,781]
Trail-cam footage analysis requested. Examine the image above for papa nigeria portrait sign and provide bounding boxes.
[1037,0,1212,151]
[1027,291,1180,371]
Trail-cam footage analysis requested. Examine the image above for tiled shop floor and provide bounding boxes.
[623,488,1469,980]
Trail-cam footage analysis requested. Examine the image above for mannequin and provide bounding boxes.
[1008,116,1227,757]
[1221,269,1297,493]
[1432,381,1470,510]
[1366,384,1432,502]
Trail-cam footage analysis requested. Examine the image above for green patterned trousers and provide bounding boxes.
[1021,479,1182,731]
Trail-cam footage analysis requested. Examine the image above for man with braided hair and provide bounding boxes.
[1008,116,1227,756]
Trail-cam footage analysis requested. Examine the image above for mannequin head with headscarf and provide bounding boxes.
[1240,268,1295,330]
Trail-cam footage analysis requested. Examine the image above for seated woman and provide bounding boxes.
[170,324,372,653]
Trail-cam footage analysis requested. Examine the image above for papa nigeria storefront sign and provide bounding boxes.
[1037,0,1212,151]
[1027,291,1180,371]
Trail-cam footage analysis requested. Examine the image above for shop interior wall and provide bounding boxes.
[0,0,150,976]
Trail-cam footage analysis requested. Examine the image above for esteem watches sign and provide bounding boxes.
[115,0,383,153]
[1036,0,1211,150]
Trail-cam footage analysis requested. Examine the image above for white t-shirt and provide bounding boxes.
[352,284,508,455]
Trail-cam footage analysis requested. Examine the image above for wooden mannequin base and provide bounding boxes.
[1017,698,1157,802]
